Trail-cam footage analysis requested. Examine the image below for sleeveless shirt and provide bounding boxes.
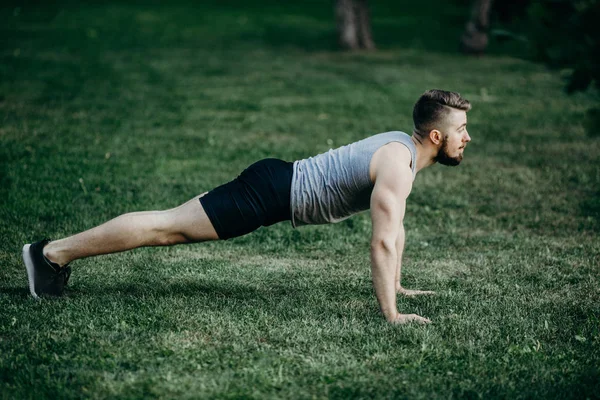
[290,131,416,227]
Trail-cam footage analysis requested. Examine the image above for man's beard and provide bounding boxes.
[434,135,463,166]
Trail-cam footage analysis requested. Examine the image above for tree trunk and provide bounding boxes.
[356,0,376,50]
[336,0,359,50]
[460,0,494,54]
[335,0,375,50]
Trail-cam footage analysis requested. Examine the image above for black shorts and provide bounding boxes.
[199,158,293,240]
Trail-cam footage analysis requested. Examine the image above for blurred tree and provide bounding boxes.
[460,0,495,54]
[335,0,375,50]
[528,0,599,93]
[494,0,531,22]
[460,0,532,53]
[528,0,599,136]
[460,0,598,94]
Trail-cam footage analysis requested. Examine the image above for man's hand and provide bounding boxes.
[389,313,431,325]
[397,287,436,297]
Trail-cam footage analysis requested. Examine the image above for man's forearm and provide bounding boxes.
[395,224,405,290]
[370,240,398,321]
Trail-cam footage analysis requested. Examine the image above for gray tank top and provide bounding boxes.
[290,131,416,227]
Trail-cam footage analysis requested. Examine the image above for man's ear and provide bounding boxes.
[429,129,442,145]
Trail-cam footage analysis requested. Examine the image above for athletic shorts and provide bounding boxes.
[199,158,293,240]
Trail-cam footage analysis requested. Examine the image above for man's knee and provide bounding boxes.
[151,212,188,246]
[149,196,220,246]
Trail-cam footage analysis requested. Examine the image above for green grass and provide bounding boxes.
[1,1,599,398]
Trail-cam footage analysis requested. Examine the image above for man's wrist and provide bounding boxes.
[383,309,399,322]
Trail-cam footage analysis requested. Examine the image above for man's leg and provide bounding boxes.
[43,193,218,267]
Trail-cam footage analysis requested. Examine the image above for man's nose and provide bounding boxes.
[464,131,471,142]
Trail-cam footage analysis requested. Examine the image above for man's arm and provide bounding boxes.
[395,223,436,297]
[394,222,405,292]
[370,146,430,324]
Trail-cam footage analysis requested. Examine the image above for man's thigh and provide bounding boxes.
[162,193,220,243]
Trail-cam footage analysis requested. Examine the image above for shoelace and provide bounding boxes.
[56,266,71,286]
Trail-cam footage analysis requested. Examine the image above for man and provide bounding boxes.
[22,89,471,324]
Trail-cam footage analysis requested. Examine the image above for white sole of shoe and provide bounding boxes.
[22,244,39,299]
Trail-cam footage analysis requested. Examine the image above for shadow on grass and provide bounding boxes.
[579,188,600,232]
[15,275,377,323]
[0,281,278,302]
[71,280,265,299]
[66,276,370,302]
[0,287,32,298]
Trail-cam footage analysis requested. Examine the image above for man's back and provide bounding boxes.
[290,131,416,227]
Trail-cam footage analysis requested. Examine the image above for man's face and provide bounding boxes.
[434,108,471,166]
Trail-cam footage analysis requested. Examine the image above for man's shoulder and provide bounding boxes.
[369,142,413,183]
[373,141,413,168]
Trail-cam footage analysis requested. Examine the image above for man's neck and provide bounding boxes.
[411,133,437,173]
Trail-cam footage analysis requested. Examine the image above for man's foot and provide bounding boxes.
[22,239,71,298]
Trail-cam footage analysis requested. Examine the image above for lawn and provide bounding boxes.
[1,1,599,398]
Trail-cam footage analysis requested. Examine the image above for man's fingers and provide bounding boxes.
[409,314,431,324]
[393,313,432,325]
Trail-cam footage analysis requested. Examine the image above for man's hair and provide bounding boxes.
[412,89,471,136]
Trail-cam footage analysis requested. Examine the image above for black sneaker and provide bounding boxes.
[22,239,71,298]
